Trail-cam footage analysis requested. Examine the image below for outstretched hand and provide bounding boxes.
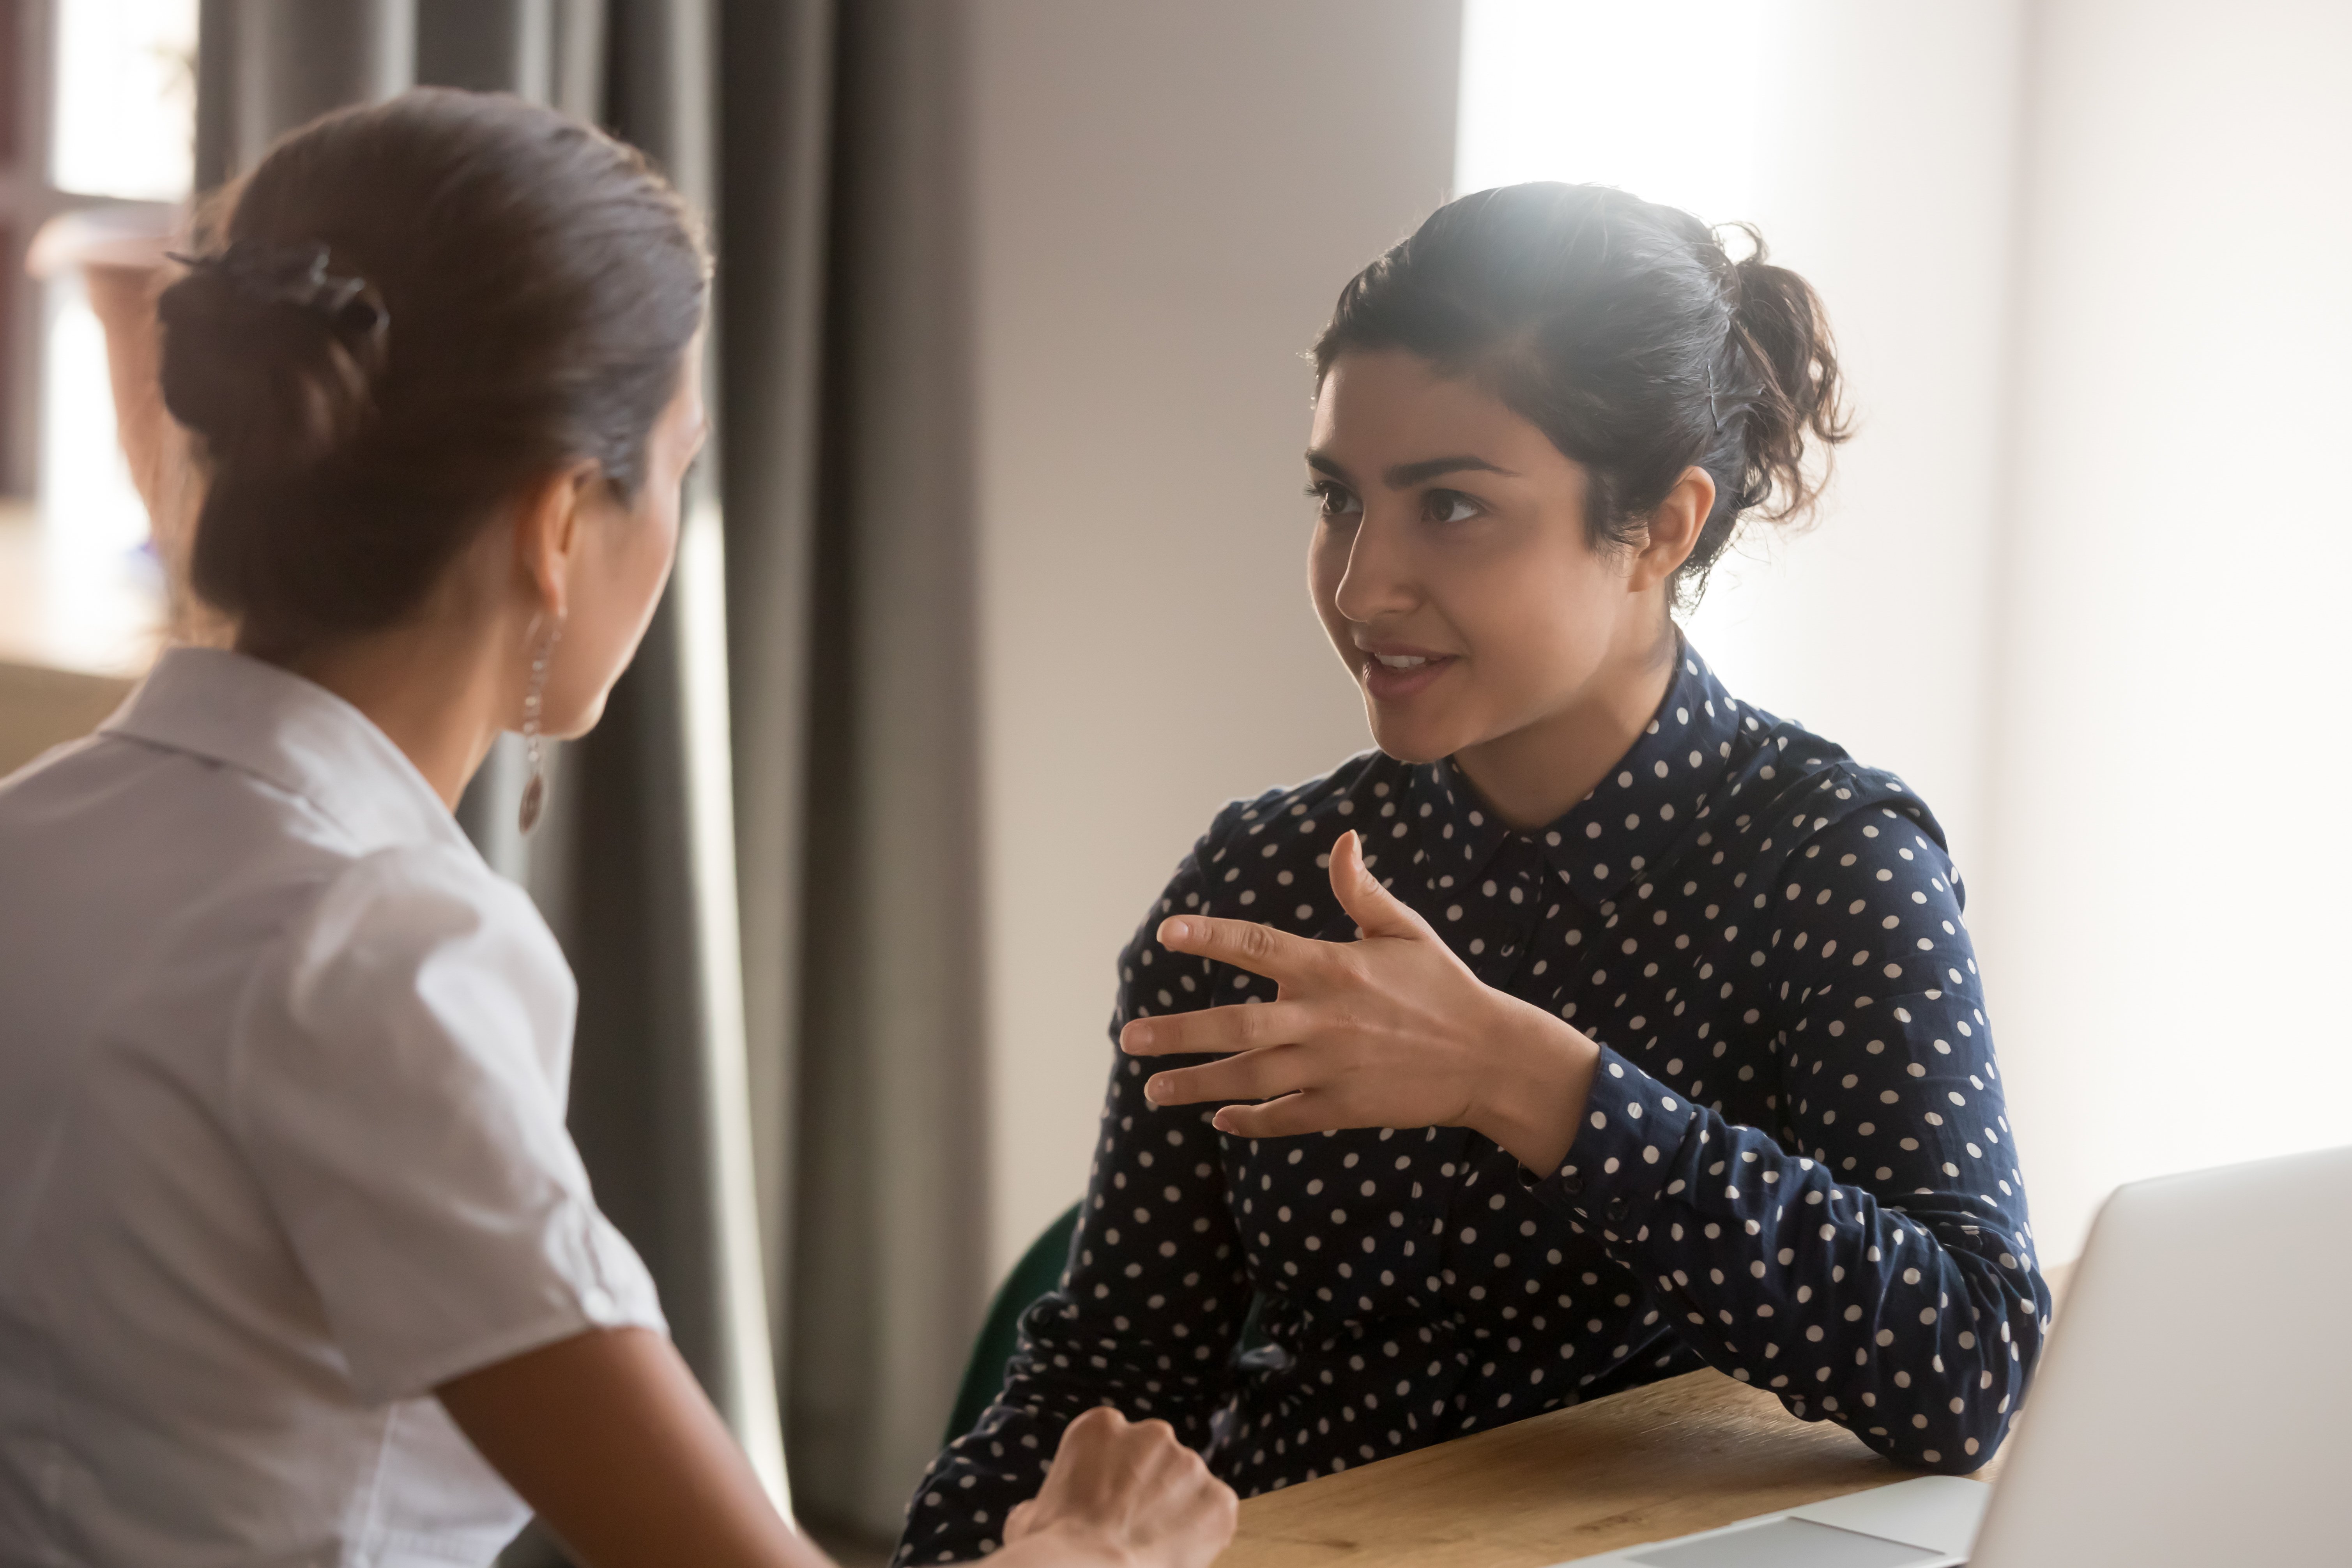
[1118,829,1599,1174]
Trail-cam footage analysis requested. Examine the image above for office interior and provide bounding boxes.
[0,0,2344,1559]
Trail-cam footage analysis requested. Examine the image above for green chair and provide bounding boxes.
[943,1202,1271,1449]
[943,1202,1082,1446]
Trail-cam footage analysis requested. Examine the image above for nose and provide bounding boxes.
[1332,506,1418,627]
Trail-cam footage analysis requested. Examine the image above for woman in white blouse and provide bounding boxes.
[0,90,1233,1568]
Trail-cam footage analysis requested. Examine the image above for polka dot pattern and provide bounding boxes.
[895,646,2051,1564]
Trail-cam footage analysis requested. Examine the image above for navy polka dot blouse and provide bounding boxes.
[896,645,2052,1563]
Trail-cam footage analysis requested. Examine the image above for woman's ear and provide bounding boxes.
[1626,465,1715,594]
[511,463,601,622]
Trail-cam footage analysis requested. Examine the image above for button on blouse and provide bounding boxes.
[897,644,2052,1564]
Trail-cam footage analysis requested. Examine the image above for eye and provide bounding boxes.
[1306,480,1363,518]
[1424,488,1482,524]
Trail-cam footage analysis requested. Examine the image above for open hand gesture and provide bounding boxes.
[1117,830,1599,1174]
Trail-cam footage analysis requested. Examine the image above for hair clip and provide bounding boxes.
[169,239,387,338]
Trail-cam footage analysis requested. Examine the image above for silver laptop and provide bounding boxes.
[1560,1142,2352,1566]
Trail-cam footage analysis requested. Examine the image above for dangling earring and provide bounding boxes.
[519,621,562,834]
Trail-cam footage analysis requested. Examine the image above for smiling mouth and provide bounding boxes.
[1374,653,1429,670]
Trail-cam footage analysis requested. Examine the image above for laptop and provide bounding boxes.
[1555,1142,2352,1566]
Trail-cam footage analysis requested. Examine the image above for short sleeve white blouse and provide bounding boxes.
[0,648,665,1568]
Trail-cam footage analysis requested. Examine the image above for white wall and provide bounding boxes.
[967,2,1464,1276]
[1675,2,2025,872]
[1977,0,2352,1257]
[1459,0,2352,1261]
[1456,0,2025,897]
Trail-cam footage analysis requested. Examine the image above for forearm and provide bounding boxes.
[1529,1052,2048,1470]
[1465,993,1600,1175]
[439,1326,816,1568]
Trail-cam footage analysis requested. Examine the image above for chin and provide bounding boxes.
[553,689,614,741]
[1363,709,1463,767]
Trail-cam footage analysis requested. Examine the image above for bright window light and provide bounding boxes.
[1454,0,1784,226]
[51,0,200,201]
[39,272,149,562]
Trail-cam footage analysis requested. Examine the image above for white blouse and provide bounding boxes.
[0,647,665,1568]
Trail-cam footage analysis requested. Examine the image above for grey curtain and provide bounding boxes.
[193,0,989,1550]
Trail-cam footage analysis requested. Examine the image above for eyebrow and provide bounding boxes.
[1303,451,1519,488]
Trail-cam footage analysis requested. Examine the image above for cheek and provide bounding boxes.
[1457,536,1619,670]
[633,495,683,595]
[555,503,679,725]
[1307,526,1345,601]
[1307,525,1356,631]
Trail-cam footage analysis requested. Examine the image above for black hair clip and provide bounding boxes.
[168,239,387,338]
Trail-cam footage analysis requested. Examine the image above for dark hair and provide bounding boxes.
[1313,182,1850,604]
[159,88,709,656]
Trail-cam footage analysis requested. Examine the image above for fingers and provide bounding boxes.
[1057,1403,1128,1450]
[1328,829,1427,940]
[1212,1089,1340,1139]
[1155,913,1329,983]
[1142,1045,1309,1108]
[1119,999,1312,1058]
[1028,1403,1236,1568]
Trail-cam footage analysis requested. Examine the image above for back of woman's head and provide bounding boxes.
[1314,182,1850,604]
[159,87,708,656]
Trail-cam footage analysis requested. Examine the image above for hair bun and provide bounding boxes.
[1721,230,1849,525]
[158,239,389,478]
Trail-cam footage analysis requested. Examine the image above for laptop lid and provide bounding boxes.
[1970,1142,2352,1566]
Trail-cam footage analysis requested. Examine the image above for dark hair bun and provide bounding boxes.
[158,249,389,481]
[156,90,707,658]
[1722,231,1849,526]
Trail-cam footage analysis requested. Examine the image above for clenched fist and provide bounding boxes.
[999,1407,1236,1568]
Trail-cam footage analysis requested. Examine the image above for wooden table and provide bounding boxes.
[1218,1369,1991,1568]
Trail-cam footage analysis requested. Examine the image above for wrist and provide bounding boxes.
[1467,995,1600,1174]
[1008,1519,1135,1568]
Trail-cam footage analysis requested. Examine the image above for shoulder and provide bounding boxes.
[290,840,550,953]
[1707,706,1951,879]
[1176,750,1401,912]
[1122,752,1399,973]
[256,842,571,1066]
[1191,750,1400,865]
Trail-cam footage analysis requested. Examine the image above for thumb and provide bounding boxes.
[1328,829,1425,940]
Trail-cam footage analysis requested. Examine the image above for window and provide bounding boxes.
[0,0,195,565]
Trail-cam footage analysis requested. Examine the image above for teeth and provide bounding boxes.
[1374,654,1429,670]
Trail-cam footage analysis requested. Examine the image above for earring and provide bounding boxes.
[519,622,562,834]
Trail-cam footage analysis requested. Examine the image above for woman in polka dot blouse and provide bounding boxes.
[897,184,2052,1563]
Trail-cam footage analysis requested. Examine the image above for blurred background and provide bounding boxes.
[0,0,2345,1554]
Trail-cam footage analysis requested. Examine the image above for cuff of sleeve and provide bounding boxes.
[1521,1047,1701,1237]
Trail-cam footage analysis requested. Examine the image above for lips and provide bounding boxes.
[1357,645,1456,700]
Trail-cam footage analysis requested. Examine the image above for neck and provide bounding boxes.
[1452,615,1680,831]
[263,614,521,811]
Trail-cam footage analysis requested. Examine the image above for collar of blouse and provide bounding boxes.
[1392,644,1821,919]
[103,645,463,857]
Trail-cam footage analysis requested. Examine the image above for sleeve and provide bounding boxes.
[230,845,665,1405]
[1524,801,2051,1473]
[895,813,1256,1565]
